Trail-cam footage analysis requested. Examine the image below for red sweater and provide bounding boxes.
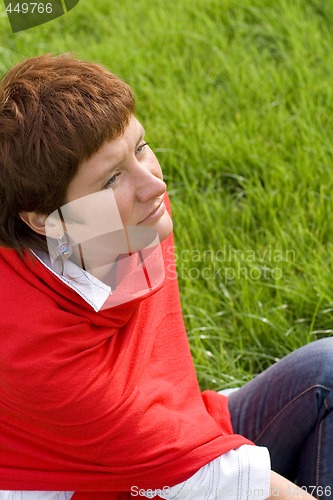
[0,206,252,498]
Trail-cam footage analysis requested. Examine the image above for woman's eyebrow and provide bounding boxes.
[95,127,147,186]
[136,127,146,145]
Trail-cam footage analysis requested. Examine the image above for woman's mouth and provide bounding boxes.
[138,201,165,225]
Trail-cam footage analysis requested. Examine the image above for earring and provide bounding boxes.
[57,233,72,259]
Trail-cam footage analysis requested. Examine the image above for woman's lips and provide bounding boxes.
[138,201,165,225]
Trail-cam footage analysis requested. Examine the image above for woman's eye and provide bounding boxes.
[136,142,149,156]
[102,173,120,190]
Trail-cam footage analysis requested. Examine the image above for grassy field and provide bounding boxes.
[0,0,333,390]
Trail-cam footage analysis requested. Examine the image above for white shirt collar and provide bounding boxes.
[31,249,111,312]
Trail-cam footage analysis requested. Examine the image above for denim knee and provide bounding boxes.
[303,338,333,389]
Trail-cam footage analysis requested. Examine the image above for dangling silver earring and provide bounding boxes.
[57,233,72,260]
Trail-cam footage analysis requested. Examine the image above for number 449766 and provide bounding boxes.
[6,3,53,14]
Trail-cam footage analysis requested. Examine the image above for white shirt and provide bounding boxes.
[1,251,271,500]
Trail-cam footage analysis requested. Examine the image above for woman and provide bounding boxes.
[0,53,331,499]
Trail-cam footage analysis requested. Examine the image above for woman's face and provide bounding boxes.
[65,116,173,244]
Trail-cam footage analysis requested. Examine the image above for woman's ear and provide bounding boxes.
[19,212,47,236]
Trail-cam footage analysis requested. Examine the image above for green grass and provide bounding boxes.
[0,0,333,390]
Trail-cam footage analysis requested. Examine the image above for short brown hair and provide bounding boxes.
[0,53,135,252]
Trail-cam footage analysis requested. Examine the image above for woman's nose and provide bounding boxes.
[135,162,167,203]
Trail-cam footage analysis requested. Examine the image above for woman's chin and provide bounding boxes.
[155,212,173,243]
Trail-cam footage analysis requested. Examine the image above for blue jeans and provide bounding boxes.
[228,338,333,499]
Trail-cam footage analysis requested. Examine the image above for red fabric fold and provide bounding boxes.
[0,196,252,496]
